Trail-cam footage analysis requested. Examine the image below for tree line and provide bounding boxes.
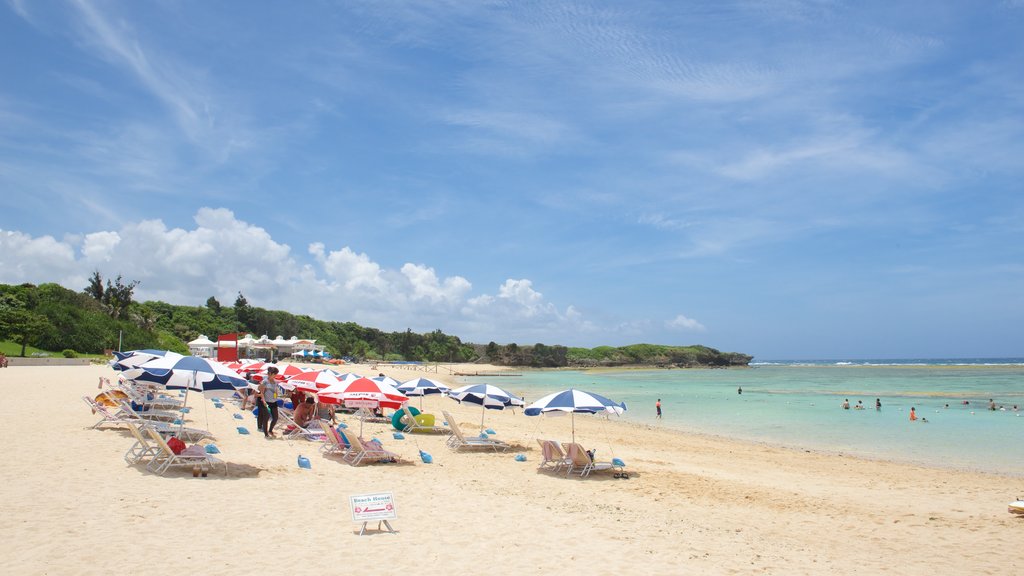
[0,276,751,367]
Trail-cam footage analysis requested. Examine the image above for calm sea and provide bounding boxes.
[455,359,1024,476]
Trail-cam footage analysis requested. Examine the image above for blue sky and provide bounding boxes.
[1,1,1022,360]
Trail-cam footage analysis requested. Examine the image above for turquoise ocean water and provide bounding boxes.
[454,359,1024,476]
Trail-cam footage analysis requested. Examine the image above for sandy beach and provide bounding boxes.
[2,362,1021,575]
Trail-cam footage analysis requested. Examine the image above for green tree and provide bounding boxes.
[234,292,251,328]
[84,270,104,301]
[206,296,222,315]
[0,292,52,356]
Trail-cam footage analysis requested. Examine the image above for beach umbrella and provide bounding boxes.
[448,383,524,431]
[126,354,249,392]
[371,375,403,389]
[524,388,626,443]
[397,377,451,409]
[286,369,344,393]
[110,349,184,371]
[318,377,408,435]
[318,377,408,409]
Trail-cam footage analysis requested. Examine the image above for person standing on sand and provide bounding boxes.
[258,366,281,438]
[656,399,662,419]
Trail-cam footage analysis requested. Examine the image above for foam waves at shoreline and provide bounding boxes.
[751,358,1024,367]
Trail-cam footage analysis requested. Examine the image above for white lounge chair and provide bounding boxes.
[124,423,161,465]
[536,439,571,471]
[343,434,400,466]
[145,427,224,476]
[319,421,350,457]
[118,401,180,424]
[399,406,447,434]
[83,396,212,441]
[442,410,509,452]
[561,442,622,478]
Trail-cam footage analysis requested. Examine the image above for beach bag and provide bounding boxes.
[167,437,186,455]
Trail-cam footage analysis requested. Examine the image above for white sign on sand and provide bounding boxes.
[350,492,397,522]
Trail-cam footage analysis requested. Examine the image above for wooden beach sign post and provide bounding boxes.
[350,492,398,535]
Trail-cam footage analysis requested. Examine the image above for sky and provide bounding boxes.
[1,1,1022,360]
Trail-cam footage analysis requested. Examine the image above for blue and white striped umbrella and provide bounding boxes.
[524,388,626,416]
[449,384,524,410]
[397,377,451,397]
[124,354,248,392]
[398,377,451,409]
[524,388,626,442]
[449,383,524,431]
[110,349,184,371]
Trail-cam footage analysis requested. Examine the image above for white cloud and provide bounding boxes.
[666,314,707,332]
[0,208,621,345]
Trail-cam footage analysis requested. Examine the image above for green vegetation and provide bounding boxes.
[0,279,751,368]
[566,344,752,367]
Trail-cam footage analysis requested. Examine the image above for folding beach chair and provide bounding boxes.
[536,439,571,472]
[124,423,161,465]
[343,434,400,467]
[84,396,134,430]
[561,442,622,478]
[318,421,349,457]
[145,427,225,476]
[118,401,180,424]
[400,406,447,434]
[441,410,510,452]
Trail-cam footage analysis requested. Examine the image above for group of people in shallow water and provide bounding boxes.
[841,398,883,411]
[839,396,1019,423]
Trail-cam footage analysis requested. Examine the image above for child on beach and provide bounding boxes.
[656,399,662,419]
[909,407,917,421]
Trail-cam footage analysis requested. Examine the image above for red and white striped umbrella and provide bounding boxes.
[317,377,407,409]
[287,369,344,393]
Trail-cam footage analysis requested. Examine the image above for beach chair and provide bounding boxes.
[343,435,400,466]
[318,421,349,457]
[111,378,184,411]
[84,396,135,429]
[536,439,571,471]
[441,410,509,452]
[84,395,212,441]
[400,406,447,434]
[280,410,326,441]
[124,423,161,465]
[561,442,621,478]
[118,401,180,424]
[145,427,225,476]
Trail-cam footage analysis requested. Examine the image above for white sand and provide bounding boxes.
[1,363,1021,575]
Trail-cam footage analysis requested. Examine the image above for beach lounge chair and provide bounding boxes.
[561,442,622,478]
[145,427,225,476]
[84,396,135,429]
[319,421,350,457]
[109,378,184,411]
[399,406,447,434]
[280,410,326,441]
[441,410,510,452]
[343,434,400,466]
[124,423,161,465]
[118,401,180,424]
[536,439,571,471]
[84,395,212,441]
